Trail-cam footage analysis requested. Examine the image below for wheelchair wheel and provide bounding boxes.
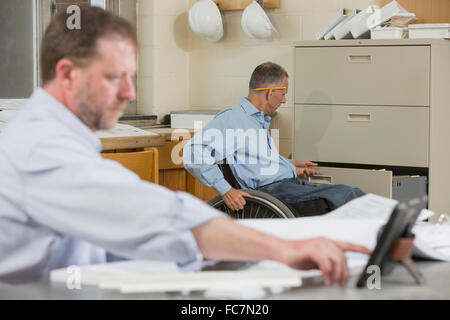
[208,189,296,219]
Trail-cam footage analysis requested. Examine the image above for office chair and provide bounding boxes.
[101,148,159,184]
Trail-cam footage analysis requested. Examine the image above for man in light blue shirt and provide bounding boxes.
[184,62,364,213]
[0,8,369,285]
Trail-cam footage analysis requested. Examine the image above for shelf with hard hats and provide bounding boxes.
[189,0,279,42]
[213,0,280,11]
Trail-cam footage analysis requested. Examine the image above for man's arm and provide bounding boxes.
[24,137,222,265]
[183,114,237,197]
[192,217,371,287]
[183,115,253,211]
[183,139,232,196]
[184,139,253,211]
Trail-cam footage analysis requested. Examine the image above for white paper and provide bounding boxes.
[239,194,450,262]
[366,0,415,29]
[324,193,398,220]
[413,223,450,249]
[51,259,303,295]
[324,193,432,221]
[95,123,159,138]
[239,216,384,250]
[99,269,302,294]
[50,260,179,286]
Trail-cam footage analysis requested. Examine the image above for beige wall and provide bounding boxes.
[137,1,191,117]
[138,0,380,156]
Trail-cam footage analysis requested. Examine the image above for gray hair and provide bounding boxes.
[249,62,288,93]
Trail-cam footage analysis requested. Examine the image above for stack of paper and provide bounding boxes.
[239,194,449,262]
[366,0,416,32]
[408,24,450,39]
[371,26,408,39]
[99,270,302,294]
[50,260,180,286]
[50,260,303,296]
[170,110,218,130]
[413,223,450,260]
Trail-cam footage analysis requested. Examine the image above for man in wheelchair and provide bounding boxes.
[184,62,364,217]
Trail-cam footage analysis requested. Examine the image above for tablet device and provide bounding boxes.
[356,202,421,288]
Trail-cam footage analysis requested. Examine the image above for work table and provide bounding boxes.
[1,261,449,300]
[143,127,195,142]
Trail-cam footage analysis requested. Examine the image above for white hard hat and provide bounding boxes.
[189,0,223,42]
[241,1,279,39]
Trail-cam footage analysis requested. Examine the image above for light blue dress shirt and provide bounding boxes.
[183,97,297,196]
[0,89,223,282]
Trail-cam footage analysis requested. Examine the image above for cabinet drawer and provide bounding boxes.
[294,45,430,106]
[293,105,429,167]
[309,167,428,209]
[309,167,393,198]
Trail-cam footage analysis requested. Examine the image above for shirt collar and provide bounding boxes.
[239,97,271,126]
[31,88,102,152]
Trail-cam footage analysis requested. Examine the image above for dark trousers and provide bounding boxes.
[256,178,365,217]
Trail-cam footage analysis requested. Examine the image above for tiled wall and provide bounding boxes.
[138,0,380,156]
[137,0,190,117]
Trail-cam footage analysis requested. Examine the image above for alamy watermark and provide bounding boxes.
[66,265,81,290]
[366,265,381,290]
[66,5,81,30]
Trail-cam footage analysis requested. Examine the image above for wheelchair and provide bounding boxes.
[208,161,330,219]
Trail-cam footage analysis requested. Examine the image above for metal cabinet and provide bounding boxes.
[294,45,430,106]
[293,39,450,217]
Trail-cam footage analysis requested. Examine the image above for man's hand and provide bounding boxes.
[293,159,319,179]
[222,188,253,211]
[279,237,371,287]
[192,218,371,288]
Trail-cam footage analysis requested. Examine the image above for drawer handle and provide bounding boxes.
[347,113,371,122]
[348,55,372,63]
[309,175,333,185]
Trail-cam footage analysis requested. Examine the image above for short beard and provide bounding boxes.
[76,85,122,131]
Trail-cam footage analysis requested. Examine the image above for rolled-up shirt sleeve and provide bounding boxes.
[23,136,226,265]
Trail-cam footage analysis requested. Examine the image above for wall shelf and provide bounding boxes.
[213,0,279,11]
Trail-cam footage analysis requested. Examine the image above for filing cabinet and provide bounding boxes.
[293,39,450,218]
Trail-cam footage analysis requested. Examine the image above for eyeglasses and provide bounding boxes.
[254,86,287,91]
